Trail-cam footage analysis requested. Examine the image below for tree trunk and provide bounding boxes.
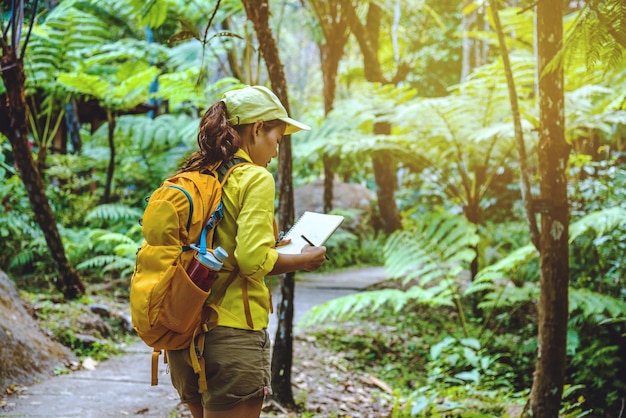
[340,0,407,234]
[371,123,402,234]
[491,0,540,250]
[525,1,570,416]
[310,0,349,212]
[241,0,296,407]
[0,53,85,300]
[102,110,116,203]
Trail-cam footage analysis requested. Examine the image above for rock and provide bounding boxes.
[294,179,375,232]
[0,271,74,392]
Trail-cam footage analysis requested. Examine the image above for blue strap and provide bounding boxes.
[197,201,225,254]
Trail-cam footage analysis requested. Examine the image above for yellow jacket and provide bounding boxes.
[208,149,278,330]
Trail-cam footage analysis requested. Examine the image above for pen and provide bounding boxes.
[301,234,329,260]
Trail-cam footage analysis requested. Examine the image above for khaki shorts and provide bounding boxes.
[167,326,271,411]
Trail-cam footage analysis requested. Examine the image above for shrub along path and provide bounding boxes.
[1,266,387,418]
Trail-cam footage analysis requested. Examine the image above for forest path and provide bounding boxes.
[1,266,387,418]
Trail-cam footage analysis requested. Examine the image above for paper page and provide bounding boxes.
[276,211,344,255]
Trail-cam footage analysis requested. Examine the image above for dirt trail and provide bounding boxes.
[1,266,387,418]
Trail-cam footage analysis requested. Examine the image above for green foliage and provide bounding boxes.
[385,211,478,287]
[300,211,477,326]
[566,83,626,145]
[314,208,386,271]
[24,293,129,361]
[569,154,626,216]
[554,0,626,75]
[111,113,197,185]
[426,336,515,390]
[466,206,626,414]
[0,175,39,272]
[58,64,160,110]
[569,206,626,291]
[477,220,530,269]
[75,227,142,280]
[292,83,422,185]
[25,2,119,94]
[84,203,144,226]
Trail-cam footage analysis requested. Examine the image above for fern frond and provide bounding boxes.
[156,68,208,108]
[76,254,119,270]
[569,288,626,319]
[298,284,454,328]
[547,0,626,83]
[569,207,626,242]
[385,212,478,287]
[467,245,537,295]
[477,283,538,310]
[25,2,117,92]
[101,256,135,274]
[85,203,144,223]
[94,232,137,246]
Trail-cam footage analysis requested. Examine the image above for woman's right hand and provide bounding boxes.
[300,245,327,271]
[270,245,327,275]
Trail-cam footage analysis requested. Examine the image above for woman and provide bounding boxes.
[166,85,327,418]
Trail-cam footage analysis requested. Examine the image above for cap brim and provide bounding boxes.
[281,117,311,135]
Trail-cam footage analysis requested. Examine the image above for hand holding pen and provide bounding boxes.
[301,234,329,260]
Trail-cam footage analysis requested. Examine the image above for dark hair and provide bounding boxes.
[178,102,285,173]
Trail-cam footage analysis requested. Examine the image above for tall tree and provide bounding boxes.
[0,0,85,299]
[489,1,540,249]
[461,0,488,83]
[524,0,570,416]
[240,0,297,407]
[340,0,411,234]
[304,0,349,212]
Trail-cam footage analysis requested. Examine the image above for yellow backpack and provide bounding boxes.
[130,158,248,388]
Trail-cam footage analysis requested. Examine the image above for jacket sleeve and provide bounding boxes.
[233,167,279,279]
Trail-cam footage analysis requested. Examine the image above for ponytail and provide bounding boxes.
[178,101,241,173]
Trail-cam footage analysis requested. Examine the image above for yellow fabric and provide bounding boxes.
[208,149,279,330]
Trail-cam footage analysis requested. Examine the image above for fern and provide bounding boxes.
[385,212,479,287]
[299,212,477,327]
[298,286,453,328]
[76,254,135,278]
[467,245,538,295]
[25,2,118,93]
[84,203,144,224]
[569,288,626,319]
[545,0,626,79]
[477,283,538,310]
[569,206,626,242]
[566,83,626,143]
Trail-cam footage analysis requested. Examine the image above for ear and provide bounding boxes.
[252,121,264,138]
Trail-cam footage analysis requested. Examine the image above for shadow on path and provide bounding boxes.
[1,266,387,418]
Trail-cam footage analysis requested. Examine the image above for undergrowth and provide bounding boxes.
[22,291,134,362]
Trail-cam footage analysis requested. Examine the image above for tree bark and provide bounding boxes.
[491,0,540,250]
[241,0,296,407]
[371,124,402,235]
[308,0,349,212]
[525,1,570,416]
[103,110,116,203]
[340,0,405,234]
[0,52,85,300]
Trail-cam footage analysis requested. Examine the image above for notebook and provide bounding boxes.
[276,211,345,255]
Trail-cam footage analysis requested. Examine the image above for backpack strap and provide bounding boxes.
[195,158,250,254]
[151,349,161,386]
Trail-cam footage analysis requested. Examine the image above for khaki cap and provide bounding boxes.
[221,85,311,135]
